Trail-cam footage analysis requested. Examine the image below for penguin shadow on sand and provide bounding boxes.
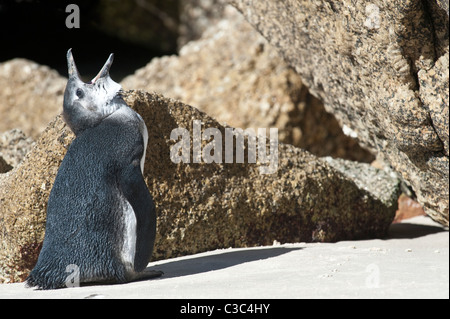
[143,246,302,280]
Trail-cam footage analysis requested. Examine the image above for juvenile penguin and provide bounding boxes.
[26,49,160,289]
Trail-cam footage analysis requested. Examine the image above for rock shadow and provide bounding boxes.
[145,246,302,279]
[387,220,448,239]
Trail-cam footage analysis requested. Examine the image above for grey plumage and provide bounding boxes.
[26,49,158,289]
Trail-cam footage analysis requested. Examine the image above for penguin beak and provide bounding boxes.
[91,53,114,84]
[67,48,82,80]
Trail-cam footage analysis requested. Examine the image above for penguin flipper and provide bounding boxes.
[119,161,156,273]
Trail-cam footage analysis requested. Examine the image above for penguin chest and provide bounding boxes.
[119,196,137,272]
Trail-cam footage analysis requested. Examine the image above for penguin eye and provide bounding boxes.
[76,88,84,99]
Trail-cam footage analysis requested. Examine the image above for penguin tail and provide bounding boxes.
[25,269,66,290]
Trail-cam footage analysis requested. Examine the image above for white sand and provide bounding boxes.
[0,216,448,299]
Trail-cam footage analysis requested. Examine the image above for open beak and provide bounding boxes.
[67,49,114,84]
[91,53,114,84]
[67,48,82,80]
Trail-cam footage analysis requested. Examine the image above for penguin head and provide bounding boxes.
[63,49,125,135]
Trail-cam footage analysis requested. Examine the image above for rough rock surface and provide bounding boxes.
[0,129,35,170]
[0,90,400,283]
[230,0,449,225]
[438,0,449,12]
[122,7,373,162]
[322,157,401,207]
[178,0,230,48]
[0,118,72,283]
[0,59,66,139]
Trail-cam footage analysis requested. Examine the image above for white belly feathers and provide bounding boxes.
[120,196,137,272]
[115,109,148,272]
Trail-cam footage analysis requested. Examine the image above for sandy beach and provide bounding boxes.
[0,215,447,299]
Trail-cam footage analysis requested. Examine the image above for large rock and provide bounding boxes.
[0,129,35,174]
[230,0,449,225]
[0,90,400,283]
[122,7,373,162]
[178,0,230,48]
[0,129,35,170]
[0,59,66,139]
[0,119,72,283]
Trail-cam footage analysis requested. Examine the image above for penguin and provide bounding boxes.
[26,49,161,289]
